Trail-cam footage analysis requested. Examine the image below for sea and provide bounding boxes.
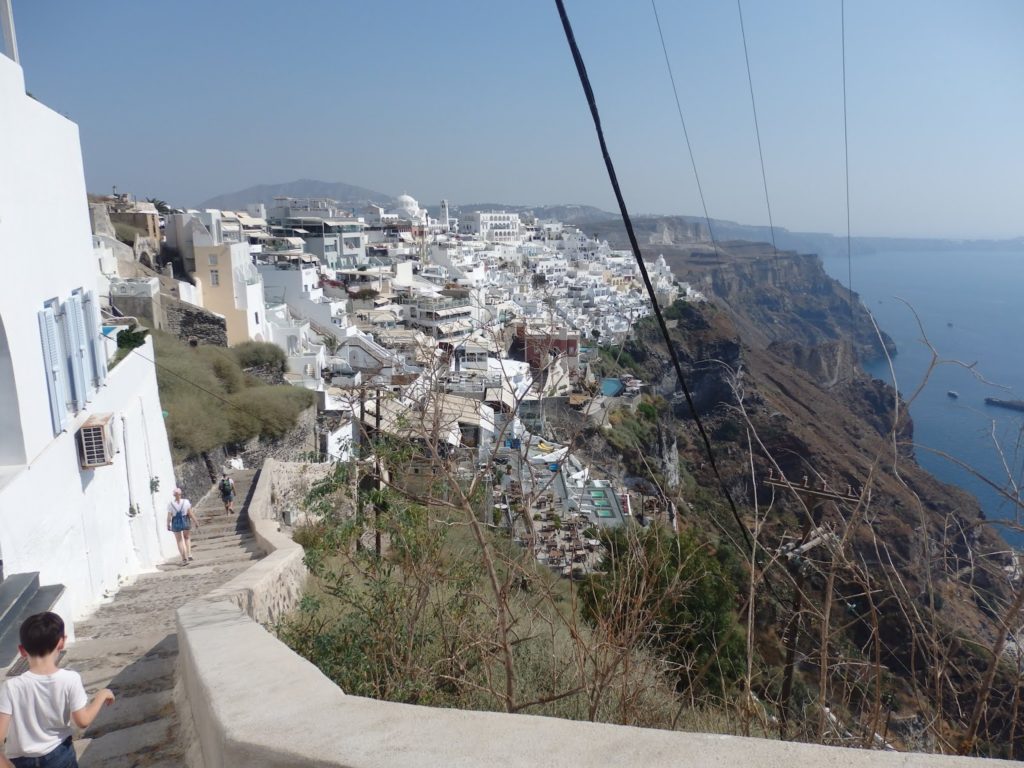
[818,249,1024,548]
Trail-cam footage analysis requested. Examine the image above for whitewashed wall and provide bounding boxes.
[0,55,97,464]
[0,54,178,619]
[0,338,178,618]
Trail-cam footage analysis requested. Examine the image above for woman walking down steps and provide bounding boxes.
[38,470,263,766]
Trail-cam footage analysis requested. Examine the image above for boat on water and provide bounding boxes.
[947,391,959,399]
[984,397,1024,413]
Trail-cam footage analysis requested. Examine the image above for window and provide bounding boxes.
[208,254,219,266]
[254,312,260,325]
[210,269,220,287]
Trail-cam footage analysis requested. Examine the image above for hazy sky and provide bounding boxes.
[13,1,1024,238]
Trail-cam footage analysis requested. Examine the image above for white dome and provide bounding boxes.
[390,193,426,223]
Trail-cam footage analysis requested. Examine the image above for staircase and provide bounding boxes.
[55,468,262,767]
[0,573,66,668]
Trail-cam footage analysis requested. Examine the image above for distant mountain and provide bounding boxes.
[197,179,392,213]
[581,214,1024,259]
[198,183,1022,253]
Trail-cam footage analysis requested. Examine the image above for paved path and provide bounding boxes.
[62,469,262,767]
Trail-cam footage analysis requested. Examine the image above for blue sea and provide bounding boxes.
[819,249,1024,547]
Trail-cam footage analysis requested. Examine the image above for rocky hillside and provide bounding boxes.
[580,243,1018,756]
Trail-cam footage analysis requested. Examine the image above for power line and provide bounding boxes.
[736,0,779,260]
[841,0,854,314]
[553,0,754,555]
[650,0,722,259]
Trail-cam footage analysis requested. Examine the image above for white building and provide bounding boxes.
[388,193,428,226]
[165,210,269,345]
[257,255,347,336]
[0,32,178,625]
[460,211,522,244]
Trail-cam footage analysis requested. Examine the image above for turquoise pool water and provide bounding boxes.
[600,378,624,397]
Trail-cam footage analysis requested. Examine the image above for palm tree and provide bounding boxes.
[146,197,171,214]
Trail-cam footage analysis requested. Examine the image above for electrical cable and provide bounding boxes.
[553,0,754,555]
[841,0,853,314]
[650,0,722,260]
[736,0,780,260]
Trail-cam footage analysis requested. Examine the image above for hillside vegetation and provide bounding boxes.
[153,332,313,460]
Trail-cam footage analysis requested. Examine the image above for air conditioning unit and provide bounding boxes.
[77,414,114,469]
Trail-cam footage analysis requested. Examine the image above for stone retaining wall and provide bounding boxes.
[175,461,1014,768]
[163,296,228,346]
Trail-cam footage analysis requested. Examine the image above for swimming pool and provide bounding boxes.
[600,378,624,397]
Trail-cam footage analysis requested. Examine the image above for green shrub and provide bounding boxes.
[226,385,313,440]
[116,324,148,351]
[152,332,312,459]
[233,341,287,372]
[579,526,745,693]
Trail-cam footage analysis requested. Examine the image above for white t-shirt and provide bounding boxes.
[0,669,88,757]
[167,499,191,517]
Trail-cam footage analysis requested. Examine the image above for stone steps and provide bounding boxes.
[60,469,263,767]
[76,718,181,768]
[0,575,67,667]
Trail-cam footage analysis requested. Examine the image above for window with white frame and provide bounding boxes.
[210,269,220,286]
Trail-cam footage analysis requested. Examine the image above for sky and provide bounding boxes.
[11,0,1024,239]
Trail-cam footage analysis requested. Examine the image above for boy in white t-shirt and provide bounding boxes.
[0,612,114,768]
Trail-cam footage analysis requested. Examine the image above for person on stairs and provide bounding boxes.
[219,473,236,515]
[0,612,114,768]
[167,487,199,566]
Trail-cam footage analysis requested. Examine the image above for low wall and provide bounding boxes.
[176,461,1014,768]
[202,459,307,624]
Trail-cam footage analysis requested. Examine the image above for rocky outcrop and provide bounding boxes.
[675,249,896,366]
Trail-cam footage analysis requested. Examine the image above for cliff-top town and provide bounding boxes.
[3,3,1020,764]
[101,191,706,574]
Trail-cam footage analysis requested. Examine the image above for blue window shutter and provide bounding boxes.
[38,308,68,433]
[83,290,107,387]
[62,296,89,411]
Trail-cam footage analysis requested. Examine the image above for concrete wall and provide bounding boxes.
[111,293,161,331]
[176,461,1014,768]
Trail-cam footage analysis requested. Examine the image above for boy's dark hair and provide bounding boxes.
[19,612,65,657]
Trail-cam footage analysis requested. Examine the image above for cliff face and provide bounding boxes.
[669,246,895,371]
[601,243,1016,753]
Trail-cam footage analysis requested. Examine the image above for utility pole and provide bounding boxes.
[764,470,862,739]
[374,390,382,557]
[356,386,365,552]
